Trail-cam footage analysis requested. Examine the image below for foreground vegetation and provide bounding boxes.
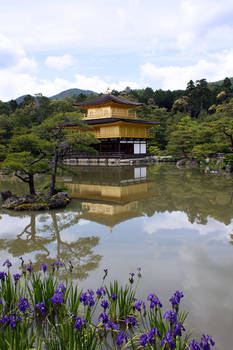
[0,259,215,350]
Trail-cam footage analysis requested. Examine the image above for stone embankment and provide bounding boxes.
[1,191,70,211]
[63,155,173,166]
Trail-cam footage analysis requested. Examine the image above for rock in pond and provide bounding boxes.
[1,192,70,211]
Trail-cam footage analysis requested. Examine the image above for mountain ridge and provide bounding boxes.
[14,88,97,104]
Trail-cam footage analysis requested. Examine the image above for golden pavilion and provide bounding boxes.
[65,93,158,157]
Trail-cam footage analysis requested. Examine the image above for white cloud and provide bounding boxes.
[0,34,37,73]
[0,1,233,98]
[0,70,140,101]
[1,0,233,53]
[143,211,233,240]
[0,214,30,238]
[45,54,76,70]
[141,49,233,90]
[72,74,139,93]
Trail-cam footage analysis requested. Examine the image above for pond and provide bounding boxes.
[0,164,233,349]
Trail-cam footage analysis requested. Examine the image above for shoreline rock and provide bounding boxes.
[1,192,70,211]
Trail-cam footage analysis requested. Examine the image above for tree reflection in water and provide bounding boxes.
[0,211,102,280]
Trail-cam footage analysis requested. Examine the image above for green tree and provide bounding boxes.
[0,115,13,147]
[2,134,49,195]
[0,101,10,115]
[195,79,211,112]
[222,77,232,91]
[36,112,98,196]
[167,116,199,157]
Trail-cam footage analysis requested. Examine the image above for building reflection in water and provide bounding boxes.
[0,166,156,277]
[65,166,157,231]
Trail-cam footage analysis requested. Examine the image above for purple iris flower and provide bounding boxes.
[52,261,63,271]
[27,265,33,273]
[74,317,86,330]
[140,334,148,346]
[124,316,136,327]
[13,274,21,282]
[35,302,46,316]
[99,313,109,324]
[170,290,184,310]
[163,310,177,324]
[147,293,162,309]
[18,297,30,312]
[3,259,12,268]
[148,328,156,345]
[161,331,175,349]
[101,300,109,311]
[56,283,66,294]
[0,271,7,280]
[187,340,201,350]
[96,286,106,297]
[41,263,47,273]
[105,321,119,331]
[51,292,64,306]
[110,293,117,301]
[135,300,145,311]
[80,290,95,307]
[116,331,128,345]
[174,321,185,336]
[200,335,215,350]
[0,299,2,304]
[1,314,22,328]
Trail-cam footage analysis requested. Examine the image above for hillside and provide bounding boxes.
[49,88,97,100]
[208,77,233,89]
[14,88,97,104]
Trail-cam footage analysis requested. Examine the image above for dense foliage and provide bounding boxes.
[0,259,215,349]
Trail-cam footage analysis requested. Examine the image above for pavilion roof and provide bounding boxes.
[73,94,142,108]
[61,118,159,127]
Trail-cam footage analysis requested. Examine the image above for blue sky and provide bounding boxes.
[1,0,233,101]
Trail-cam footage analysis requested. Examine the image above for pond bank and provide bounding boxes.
[1,191,70,211]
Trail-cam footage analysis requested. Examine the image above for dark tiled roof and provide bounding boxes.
[73,94,142,107]
[62,118,159,127]
[85,118,158,125]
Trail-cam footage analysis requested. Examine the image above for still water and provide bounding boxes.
[0,164,233,349]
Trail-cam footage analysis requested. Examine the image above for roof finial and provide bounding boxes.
[105,87,111,94]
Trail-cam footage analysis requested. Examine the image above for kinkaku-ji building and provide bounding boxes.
[63,93,158,163]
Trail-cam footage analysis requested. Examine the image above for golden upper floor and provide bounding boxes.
[73,93,141,120]
[84,106,136,120]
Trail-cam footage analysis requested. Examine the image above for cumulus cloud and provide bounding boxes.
[45,54,76,70]
[1,1,233,98]
[0,214,30,238]
[1,0,233,53]
[0,70,140,101]
[0,34,37,73]
[141,49,233,90]
[0,32,140,100]
[143,211,232,241]
[72,74,139,93]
